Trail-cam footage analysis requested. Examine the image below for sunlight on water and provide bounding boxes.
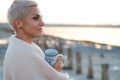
[0,39,8,45]
[43,27,120,47]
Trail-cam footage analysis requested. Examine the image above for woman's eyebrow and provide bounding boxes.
[34,14,42,17]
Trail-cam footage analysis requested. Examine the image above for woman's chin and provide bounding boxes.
[36,33,43,38]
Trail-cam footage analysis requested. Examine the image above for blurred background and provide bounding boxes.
[0,0,120,80]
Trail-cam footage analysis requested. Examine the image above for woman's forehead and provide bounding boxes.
[28,6,42,16]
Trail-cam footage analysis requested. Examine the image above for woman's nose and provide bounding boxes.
[39,20,45,26]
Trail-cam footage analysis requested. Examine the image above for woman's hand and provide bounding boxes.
[53,58,64,72]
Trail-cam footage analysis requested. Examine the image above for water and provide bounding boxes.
[43,26,120,47]
[0,58,3,80]
[62,42,120,80]
[0,66,3,80]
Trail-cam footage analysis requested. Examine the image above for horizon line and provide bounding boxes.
[0,22,120,27]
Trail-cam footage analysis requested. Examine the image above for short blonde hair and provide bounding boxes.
[7,0,38,30]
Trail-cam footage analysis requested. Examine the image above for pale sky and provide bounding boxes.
[0,0,120,25]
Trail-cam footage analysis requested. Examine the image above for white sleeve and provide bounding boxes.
[28,52,69,80]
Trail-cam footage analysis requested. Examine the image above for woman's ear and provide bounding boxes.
[14,19,23,29]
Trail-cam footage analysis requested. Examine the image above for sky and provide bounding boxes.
[0,0,120,25]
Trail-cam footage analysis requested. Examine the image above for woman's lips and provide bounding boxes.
[37,28,43,32]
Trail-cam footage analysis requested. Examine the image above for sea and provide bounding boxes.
[43,26,120,47]
[0,25,120,80]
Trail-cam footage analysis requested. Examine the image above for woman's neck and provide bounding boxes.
[16,34,33,44]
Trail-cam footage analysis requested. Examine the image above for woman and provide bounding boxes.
[3,0,69,80]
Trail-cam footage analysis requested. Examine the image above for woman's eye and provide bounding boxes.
[33,16,39,20]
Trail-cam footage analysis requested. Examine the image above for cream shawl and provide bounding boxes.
[3,35,69,80]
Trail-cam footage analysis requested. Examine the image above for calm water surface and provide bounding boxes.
[43,26,120,46]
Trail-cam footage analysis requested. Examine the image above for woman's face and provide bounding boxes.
[20,6,45,39]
